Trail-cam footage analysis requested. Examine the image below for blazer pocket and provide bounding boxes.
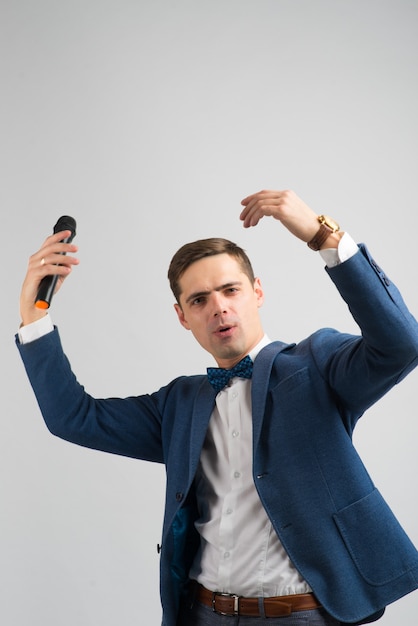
[270,367,309,395]
[333,488,417,586]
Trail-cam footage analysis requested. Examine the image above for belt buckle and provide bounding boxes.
[212,591,240,616]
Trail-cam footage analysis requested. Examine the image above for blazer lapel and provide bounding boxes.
[188,379,217,483]
[251,341,293,451]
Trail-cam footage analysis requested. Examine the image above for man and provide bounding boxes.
[17,190,418,625]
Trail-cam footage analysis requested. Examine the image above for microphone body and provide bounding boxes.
[35,216,77,310]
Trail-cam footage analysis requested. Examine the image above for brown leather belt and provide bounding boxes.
[196,584,322,617]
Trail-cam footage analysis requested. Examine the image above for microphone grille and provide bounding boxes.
[54,215,77,235]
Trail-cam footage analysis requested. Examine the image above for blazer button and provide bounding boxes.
[175,492,184,502]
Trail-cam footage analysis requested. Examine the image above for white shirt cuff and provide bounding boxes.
[18,314,54,344]
[319,232,359,268]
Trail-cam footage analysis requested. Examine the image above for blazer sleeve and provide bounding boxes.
[16,326,166,463]
[312,243,418,418]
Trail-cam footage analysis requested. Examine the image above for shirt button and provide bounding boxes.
[226,508,233,515]
[232,430,240,438]
[224,552,230,559]
[234,471,241,478]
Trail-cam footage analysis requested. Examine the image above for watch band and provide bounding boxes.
[307,223,333,251]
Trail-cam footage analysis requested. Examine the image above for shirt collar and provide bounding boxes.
[248,334,271,363]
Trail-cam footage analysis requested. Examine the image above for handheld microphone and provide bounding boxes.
[35,215,77,310]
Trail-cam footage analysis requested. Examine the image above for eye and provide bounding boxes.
[191,296,205,306]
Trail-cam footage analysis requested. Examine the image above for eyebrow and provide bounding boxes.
[185,281,243,305]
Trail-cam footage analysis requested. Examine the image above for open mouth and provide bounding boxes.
[214,325,235,337]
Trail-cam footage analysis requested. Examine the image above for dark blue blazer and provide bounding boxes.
[17,245,418,625]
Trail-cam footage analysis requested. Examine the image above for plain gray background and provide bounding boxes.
[1,1,417,624]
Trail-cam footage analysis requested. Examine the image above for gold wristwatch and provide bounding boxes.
[307,215,340,251]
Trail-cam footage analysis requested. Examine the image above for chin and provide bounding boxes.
[215,345,245,362]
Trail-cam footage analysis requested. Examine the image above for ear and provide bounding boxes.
[174,303,191,330]
[254,277,264,308]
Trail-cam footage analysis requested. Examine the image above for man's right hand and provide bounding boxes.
[20,230,79,327]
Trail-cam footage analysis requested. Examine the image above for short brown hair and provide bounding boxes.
[168,238,255,303]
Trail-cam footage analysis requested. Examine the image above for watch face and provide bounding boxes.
[319,215,339,231]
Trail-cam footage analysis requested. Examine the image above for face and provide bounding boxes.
[174,253,265,368]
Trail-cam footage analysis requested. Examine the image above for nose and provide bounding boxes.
[212,293,228,317]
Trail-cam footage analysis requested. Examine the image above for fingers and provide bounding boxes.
[240,190,289,228]
[29,230,79,275]
[38,229,78,258]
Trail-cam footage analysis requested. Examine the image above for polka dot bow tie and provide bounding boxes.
[207,355,253,392]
